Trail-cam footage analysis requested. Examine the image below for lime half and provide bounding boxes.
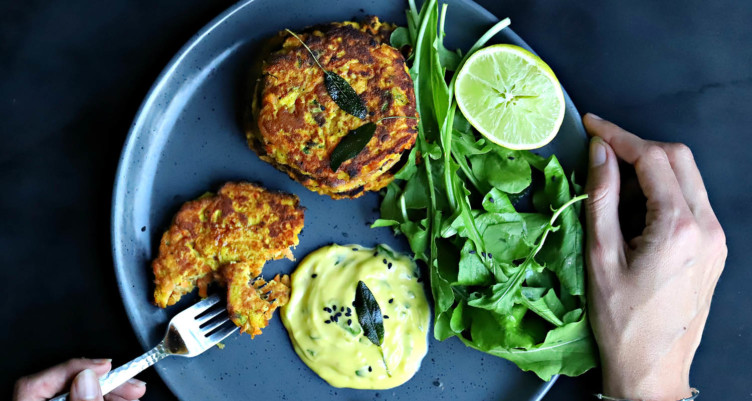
[454,44,565,150]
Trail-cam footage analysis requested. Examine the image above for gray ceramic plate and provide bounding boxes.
[111,0,587,399]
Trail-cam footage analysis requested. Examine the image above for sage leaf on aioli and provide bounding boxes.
[354,280,384,346]
[354,280,391,376]
[286,29,367,119]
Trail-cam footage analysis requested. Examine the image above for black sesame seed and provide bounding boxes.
[488,253,493,258]
[368,366,372,372]
[352,248,358,251]
[332,304,337,310]
[324,320,331,324]
[388,298,394,303]
[347,307,352,313]
[347,319,352,325]
[387,263,392,269]
[373,251,378,256]
[324,307,331,313]
[489,197,495,203]
[384,315,390,319]
[345,312,351,317]
[469,250,476,254]
[382,258,387,264]
[311,274,317,278]
[340,306,345,312]
[508,156,515,160]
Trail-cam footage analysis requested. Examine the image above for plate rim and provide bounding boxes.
[110,0,579,399]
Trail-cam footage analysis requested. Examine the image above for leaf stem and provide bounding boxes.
[376,116,419,123]
[378,346,392,377]
[285,29,326,71]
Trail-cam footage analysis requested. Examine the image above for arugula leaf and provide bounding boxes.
[390,26,411,50]
[535,156,586,296]
[470,149,532,194]
[461,313,598,381]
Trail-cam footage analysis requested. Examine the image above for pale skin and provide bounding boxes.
[13,114,727,401]
[583,113,727,400]
[12,358,146,401]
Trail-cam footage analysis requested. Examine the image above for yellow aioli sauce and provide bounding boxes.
[281,244,430,389]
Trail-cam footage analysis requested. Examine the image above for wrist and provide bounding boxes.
[602,362,692,401]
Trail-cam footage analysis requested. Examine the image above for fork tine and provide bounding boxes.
[201,314,231,334]
[187,294,221,316]
[207,323,239,344]
[195,306,226,325]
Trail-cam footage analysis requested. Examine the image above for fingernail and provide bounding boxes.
[128,378,147,387]
[590,137,607,167]
[72,369,100,400]
[91,358,111,364]
[587,113,603,121]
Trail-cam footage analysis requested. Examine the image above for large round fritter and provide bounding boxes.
[247,17,418,199]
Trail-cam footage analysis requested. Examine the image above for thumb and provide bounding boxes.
[585,135,624,268]
[70,369,103,401]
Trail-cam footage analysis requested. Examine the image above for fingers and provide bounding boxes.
[632,146,692,229]
[70,369,103,401]
[107,378,147,400]
[585,136,625,268]
[583,114,693,238]
[583,113,648,163]
[648,142,715,224]
[14,359,111,400]
[583,113,715,224]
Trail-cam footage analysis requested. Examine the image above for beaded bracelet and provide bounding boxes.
[594,388,699,401]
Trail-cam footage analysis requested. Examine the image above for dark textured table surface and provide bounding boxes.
[2,0,750,399]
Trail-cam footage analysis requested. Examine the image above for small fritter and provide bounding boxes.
[152,182,305,336]
[246,17,418,199]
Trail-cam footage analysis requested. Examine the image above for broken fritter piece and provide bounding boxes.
[152,182,304,337]
[223,262,291,338]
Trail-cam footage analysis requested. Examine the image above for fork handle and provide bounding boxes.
[50,342,169,401]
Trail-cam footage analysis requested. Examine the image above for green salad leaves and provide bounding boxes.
[373,0,597,380]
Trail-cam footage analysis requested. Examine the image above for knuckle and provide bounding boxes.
[586,183,612,212]
[673,217,702,244]
[668,142,694,161]
[643,145,668,163]
[707,221,728,252]
[587,240,619,268]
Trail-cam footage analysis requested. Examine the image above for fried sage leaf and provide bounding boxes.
[330,122,376,171]
[324,72,367,119]
[286,29,367,120]
[354,280,384,346]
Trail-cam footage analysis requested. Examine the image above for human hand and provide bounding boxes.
[13,358,147,401]
[582,113,727,401]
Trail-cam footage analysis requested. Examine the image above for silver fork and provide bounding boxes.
[51,294,237,401]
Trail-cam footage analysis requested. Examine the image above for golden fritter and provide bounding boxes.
[246,17,418,199]
[152,182,305,336]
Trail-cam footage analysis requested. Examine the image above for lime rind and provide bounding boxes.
[455,44,565,150]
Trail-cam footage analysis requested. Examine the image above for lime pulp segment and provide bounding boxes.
[455,44,565,150]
